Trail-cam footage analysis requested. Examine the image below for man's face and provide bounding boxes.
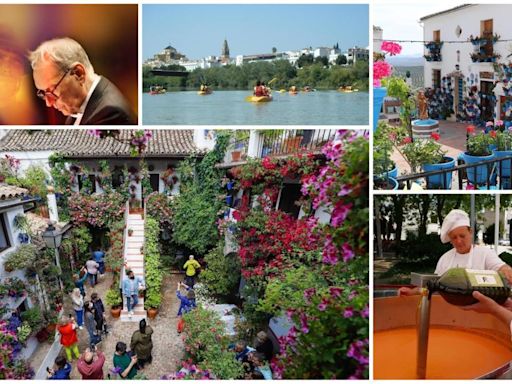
[448,226,472,254]
[33,60,86,116]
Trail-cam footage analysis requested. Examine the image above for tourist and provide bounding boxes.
[113,341,138,379]
[74,267,88,297]
[47,356,72,380]
[70,288,84,329]
[77,346,105,379]
[84,301,100,348]
[232,340,255,363]
[122,269,145,317]
[85,257,99,288]
[28,37,136,125]
[254,80,265,97]
[399,209,512,296]
[57,315,80,362]
[176,282,196,333]
[91,292,107,335]
[93,249,106,275]
[176,282,196,317]
[130,319,154,369]
[249,352,273,379]
[254,331,274,361]
[183,255,201,287]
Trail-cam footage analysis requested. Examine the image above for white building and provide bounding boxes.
[420,4,512,122]
[373,25,383,55]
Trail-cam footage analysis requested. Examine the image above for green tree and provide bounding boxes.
[297,53,314,68]
[336,54,347,65]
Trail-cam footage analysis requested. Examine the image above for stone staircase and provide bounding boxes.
[120,213,146,322]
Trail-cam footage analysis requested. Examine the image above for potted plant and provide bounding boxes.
[128,229,134,237]
[463,126,496,186]
[490,123,512,187]
[373,121,399,189]
[105,288,123,318]
[144,293,160,319]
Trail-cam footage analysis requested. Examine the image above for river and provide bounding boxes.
[143,90,368,125]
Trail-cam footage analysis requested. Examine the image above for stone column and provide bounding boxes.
[47,186,59,223]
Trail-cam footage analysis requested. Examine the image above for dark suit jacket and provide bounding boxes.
[65,76,137,125]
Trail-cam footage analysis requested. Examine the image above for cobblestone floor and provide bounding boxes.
[34,272,184,379]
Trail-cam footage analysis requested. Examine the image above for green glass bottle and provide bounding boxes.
[427,268,511,306]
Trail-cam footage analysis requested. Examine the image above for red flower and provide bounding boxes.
[489,130,497,138]
[466,125,476,134]
[430,132,440,141]
[401,136,412,145]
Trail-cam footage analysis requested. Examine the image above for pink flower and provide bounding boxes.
[329,287,343,298]
[373,60,392,87]
[318,298,329,311]
[401,136,412,145]
[344,307,354,318]
[486,121,494,127]
[331,202,352,227]
[496,120,504,127]
[381,41,402,56]
[342,243,355,262]
[303,288,316,303]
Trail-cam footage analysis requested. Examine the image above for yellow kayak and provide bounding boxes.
[289,91,298,95]
[247,95,273,103]
[278,89,286,93]
[198,90,212,95]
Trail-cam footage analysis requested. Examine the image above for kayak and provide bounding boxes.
[247,95,273,103]
[278,89,286,93]
[198,90,212,95]
[289,91,298,95]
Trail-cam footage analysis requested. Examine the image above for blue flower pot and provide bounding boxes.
[422,156,456,189]
[377,164,398,180]
[492,149,512,188]
[226,181,234,191]
[226,195,233,206]
[373,87,387,131]
[461,152,496,186]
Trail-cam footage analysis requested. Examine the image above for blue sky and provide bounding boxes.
[374,2,464,56]
[143,4,369,60]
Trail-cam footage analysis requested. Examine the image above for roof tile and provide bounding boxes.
[0,129,204,158]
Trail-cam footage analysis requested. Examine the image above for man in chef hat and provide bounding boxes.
[399,209,512,296]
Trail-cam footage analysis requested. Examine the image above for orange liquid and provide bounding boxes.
[374,326,512,379]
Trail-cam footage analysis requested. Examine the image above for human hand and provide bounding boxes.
[398,287,416,296]
[462,291,500,314]
[131,355,138,363]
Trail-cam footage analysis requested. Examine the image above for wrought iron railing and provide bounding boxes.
[377,155,512,190]
[256,129,336,157]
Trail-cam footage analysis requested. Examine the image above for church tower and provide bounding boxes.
[221,39,230,63]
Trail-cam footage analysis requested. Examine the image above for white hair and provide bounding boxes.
[28,37,94,77]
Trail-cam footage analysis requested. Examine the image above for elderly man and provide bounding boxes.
[28,37,136,125]
[77,347,105,379]
[400,209,512,296]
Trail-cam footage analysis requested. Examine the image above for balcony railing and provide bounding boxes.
[256,129,337,157]
[376,155,512,190]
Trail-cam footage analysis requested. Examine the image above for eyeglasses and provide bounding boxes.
[36,68,70,102]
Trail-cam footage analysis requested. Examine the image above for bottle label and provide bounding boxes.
[465,269,504,287]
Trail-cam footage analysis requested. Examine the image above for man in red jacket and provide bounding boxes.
[77,347,105,379]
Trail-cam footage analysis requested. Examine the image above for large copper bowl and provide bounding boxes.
[374,294,512,379]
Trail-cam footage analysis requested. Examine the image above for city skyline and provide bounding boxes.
[143,4,369,61]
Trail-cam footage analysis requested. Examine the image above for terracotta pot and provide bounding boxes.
[45,323,57,333]
[231,151,241,162]
[147,307,158,319]
[111,307,121,318]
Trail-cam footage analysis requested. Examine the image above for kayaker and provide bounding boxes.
[254,81,265,97]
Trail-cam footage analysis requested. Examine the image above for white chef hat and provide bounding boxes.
[440,209,470,243]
